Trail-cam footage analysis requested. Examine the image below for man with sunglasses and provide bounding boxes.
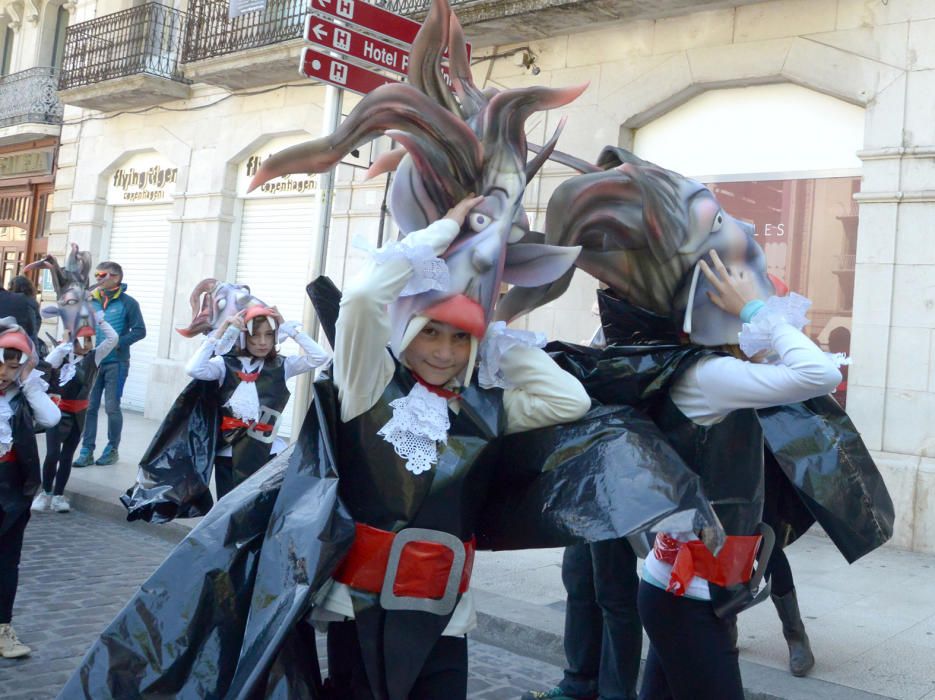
[73,262,145,467]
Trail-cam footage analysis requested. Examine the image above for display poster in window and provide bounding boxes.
[706,176,859,408]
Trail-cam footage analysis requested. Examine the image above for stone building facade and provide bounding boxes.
[48,0,935,550]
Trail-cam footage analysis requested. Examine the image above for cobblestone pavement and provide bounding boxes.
[0,510,560,699]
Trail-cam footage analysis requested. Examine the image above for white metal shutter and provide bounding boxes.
[107,204,172,412]
[236,197,319,437]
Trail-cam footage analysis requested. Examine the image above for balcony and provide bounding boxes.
[0,68,64,145]
[181,0,307,90]
[58,2,191,112]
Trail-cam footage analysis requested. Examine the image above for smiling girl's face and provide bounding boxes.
[403,320,471,386]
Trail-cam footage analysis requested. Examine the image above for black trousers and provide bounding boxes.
[0,509,30,623]
[560,539,641,700]
[328,620,468,700]
[43,414,84,496]
[637,581,744,700]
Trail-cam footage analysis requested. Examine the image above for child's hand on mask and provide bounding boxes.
[699,250,762,318]
[444,194,485,228]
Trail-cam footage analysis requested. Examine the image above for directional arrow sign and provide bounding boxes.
[309,0,469,57]
[300,47,400,96]
[305,15,411,76]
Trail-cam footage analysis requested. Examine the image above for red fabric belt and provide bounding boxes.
[221,416,274,433]
[334,523,475,600]
[652,532,762,596]
[0,448,17,463]
[51,397,90,413]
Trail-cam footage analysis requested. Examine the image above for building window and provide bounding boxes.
[50,5,69,69]
[1,26,14,76]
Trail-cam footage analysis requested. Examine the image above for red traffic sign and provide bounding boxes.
[305,15,411,76]
[300,47,400,95]
[310,0,420,44]
[309,0,470,57]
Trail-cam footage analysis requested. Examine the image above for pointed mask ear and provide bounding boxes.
[502,244,581,287]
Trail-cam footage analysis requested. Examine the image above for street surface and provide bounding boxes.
[0,510,560,699]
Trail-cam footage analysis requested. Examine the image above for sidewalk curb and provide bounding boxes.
[67,474,190,546]
[469,590,893,700]
[66,488,893,700]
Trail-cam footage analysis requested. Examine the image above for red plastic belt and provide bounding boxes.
[652,532,762,597]
[0,448,17,463]
[334,523,475,599]
[51,397,90,413]
[220,416,274,433]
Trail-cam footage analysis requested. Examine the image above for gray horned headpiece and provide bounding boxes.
[247,0,584,341]
[497,147,778,347]
[24,243,100,344]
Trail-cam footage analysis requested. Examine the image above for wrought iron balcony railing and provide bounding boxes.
[0,67,64,128]
[182,0,470,64]
[59,2,189,91]
[182,0,306,63]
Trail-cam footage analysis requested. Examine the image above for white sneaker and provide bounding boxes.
[50,495,71,513]
[31,492,52,512]
[0,623,31,658]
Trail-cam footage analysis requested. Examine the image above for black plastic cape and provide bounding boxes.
[63,278,722,698]
[757,395,893,562]
[120,378,219,522]
[589,288,894,564]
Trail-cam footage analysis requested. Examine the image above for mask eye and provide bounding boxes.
[711,211,724,234]
[217,299,227,310]
[468,212,488,232]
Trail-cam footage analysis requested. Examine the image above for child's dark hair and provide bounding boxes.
[8,275,36,296]
[2,348,22,363]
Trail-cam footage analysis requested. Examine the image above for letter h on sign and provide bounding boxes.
[329,61,348,85]
[336,0,353,19]
[334,27,351,52]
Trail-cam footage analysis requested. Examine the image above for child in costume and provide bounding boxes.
[185,304,330,499]
[0,320,61,658]
[315,195,591,699]
[635,252,840,700]
[33,315,117,513]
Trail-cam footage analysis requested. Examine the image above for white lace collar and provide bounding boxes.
[377,382,450,475]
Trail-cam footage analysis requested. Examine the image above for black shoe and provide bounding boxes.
[521,687,597,700]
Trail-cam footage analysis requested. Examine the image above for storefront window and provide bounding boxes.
[706,176,858,407]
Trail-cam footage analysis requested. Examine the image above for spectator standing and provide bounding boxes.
[73,262,145,467]
[0,280,40,343]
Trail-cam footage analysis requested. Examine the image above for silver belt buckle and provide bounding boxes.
[379,527,466,616]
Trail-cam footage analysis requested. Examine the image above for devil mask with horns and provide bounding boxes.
[248,0,585,347]
[25,243,101,347]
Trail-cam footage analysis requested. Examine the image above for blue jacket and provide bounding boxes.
[91,284,146,365]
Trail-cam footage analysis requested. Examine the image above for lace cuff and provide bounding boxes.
[215,326,240,356]
[278,320,301,343]
[21,368,50,394]
[739,293,812,358]
[377,383,450,475]
[826,352,852,368]
[355,237,450,297]
[478,321,547,390]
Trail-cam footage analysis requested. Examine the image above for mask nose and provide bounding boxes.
[768,274,789,296]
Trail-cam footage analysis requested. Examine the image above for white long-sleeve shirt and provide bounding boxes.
[322,218,590,634]
[185,325,331,456]
[644,320,842,599]
[0,372,61,457]
[45,320,119,372]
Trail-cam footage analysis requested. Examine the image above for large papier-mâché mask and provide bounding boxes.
[498,147,776,347]
[176,278,267,337]
[25,243,99,344]
[246,0,584,335]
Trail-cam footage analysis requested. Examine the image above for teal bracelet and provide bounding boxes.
[740,299,766,323]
